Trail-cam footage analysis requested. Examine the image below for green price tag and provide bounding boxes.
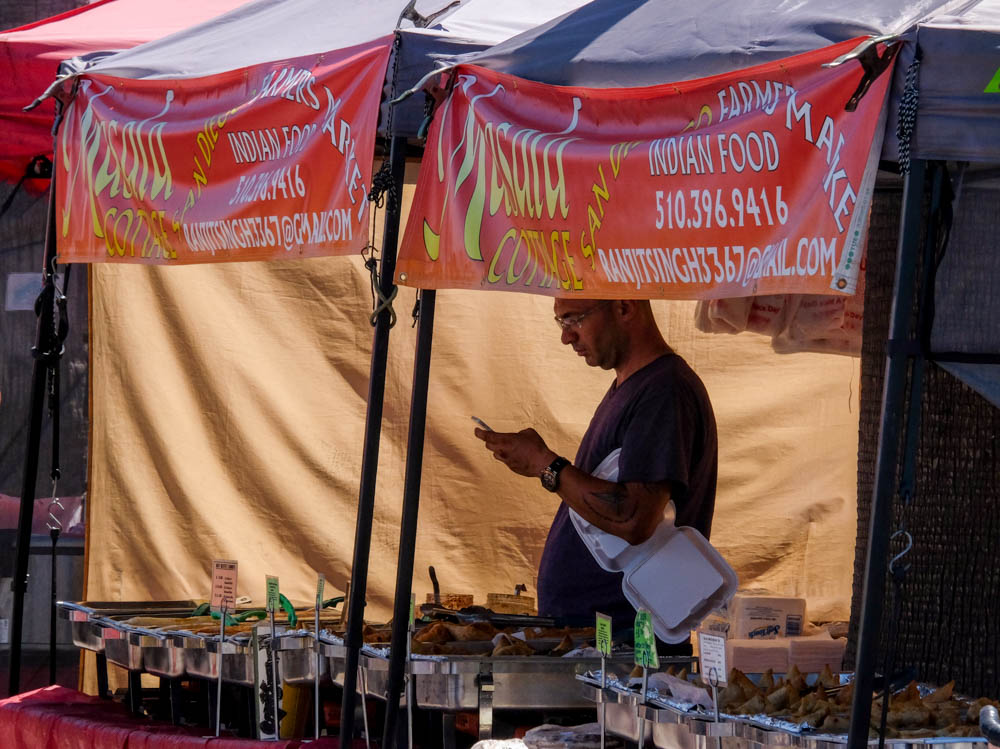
[408,594,416,628]
[596,612,612,656]
[265,575,280,613]
[316,574,325,610]
[633,609,659,669]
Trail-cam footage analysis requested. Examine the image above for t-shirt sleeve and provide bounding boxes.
[617,378,699,491]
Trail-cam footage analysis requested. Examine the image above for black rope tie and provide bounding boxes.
[360,32,403,330]
[411,296,421,328]
[368,162,398,213]
[362,245,398,329]
[361,164,398,329]
[896,50,922,176]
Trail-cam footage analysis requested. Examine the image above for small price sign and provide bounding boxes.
[697,631,728,686]
[265,575,280,613]
[211,559,238,612]
[316,574,325,610]
[596,612,612,657]
[633,609,659,669]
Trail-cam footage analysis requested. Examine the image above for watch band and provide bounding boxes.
[541,456,570,492]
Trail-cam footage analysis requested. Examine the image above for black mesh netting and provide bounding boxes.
[846,175,1000,697]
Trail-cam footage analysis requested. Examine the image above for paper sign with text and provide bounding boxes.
[316,573,325,610]
[397,38,894,299]
[697,631,728,686]
[634,609,660,669]
[211,559,238,611]
[266,575,280,613]
[57,37,392,264]
[596,612,612,657]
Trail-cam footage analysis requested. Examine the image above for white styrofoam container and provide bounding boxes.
[570,449,738,643]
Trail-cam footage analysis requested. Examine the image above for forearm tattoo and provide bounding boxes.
[585,484,637,523]
[584,482,664,526]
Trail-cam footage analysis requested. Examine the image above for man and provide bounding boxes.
[475,298,717,651]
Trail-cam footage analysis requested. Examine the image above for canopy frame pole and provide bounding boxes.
[847,158,927,748]
[339,135,407,749]
[381,289,437,749]
[9,169,59,696]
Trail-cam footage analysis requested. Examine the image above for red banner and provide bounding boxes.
[56,37,392,264]
[397,38,894,299]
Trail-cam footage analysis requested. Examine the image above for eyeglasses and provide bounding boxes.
[554,301,610,331]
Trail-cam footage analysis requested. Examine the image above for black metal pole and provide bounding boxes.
[381,289,436,749]
[9,174,59,697]
[847,159,927,749]
[339,135,407,749]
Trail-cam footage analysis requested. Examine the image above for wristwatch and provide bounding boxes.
[540,456,570,492]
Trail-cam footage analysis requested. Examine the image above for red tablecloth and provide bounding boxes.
[0,686,343,749]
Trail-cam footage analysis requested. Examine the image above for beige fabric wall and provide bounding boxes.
[83,162,860,687]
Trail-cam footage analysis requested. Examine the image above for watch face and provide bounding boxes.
[540,468,557,492]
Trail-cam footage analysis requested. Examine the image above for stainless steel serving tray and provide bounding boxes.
[362,654,641,711]
[796,735,987,749]
[58,600,198,654]
[184,634,256,686]
[276,632,330,686]
[580,675,991,749]
[133,630,190,679]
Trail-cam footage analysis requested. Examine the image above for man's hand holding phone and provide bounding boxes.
[473,417,557,478]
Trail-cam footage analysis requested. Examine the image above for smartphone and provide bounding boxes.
[471,416,494,432]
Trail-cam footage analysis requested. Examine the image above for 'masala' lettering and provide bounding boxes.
[61,81,174,241]
[423,74,581,262]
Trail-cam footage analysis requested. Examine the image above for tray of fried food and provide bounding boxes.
[58,600,200,619]
[714,664,857,735]
[864,680,999,741]
[117,610,300,633]
[398,620,594,657]
[717,664,1000,741]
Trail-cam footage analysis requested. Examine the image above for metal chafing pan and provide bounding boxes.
[640,704,712,749]
[102,622,144,670]
[362,653,644,711]
[276,631,331,686]
[135,630,193,679]
[795,735,987,749]
[359,652,407,705]
[580,675,991,749]
[579,673,706,746]
[184,633,257,686]
[58,600,198,653]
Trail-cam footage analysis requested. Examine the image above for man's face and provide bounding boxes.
[553,299,619,370]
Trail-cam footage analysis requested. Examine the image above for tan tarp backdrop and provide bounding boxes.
[82,163,860,690]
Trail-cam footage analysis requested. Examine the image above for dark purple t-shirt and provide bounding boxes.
[537,353,717,623]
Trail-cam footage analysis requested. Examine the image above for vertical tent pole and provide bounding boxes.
[847,159,927,749]
[381,289,436,749]
[9,173,59,696]
[339,135,407,749]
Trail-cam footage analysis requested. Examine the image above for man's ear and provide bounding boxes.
[617,299,640,320]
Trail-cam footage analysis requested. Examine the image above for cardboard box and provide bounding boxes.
[700,611,731,638]
[724,637,790,673]
[728,591,805,639]
[787,633,846,673]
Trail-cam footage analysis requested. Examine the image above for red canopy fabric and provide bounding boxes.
[0,685,348,748]
[0,0,249,187]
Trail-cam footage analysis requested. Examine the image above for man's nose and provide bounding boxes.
[560,326,576,346]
